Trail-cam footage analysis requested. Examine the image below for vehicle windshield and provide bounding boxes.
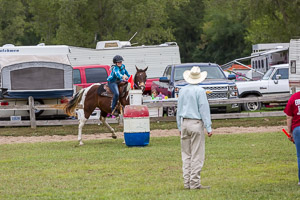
[174,65,226,81]
[262,68,274,80]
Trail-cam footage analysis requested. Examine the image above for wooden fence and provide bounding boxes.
[0,94,291,128]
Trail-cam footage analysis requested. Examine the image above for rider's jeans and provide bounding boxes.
[108,81,119,112]
[293,126,300,182]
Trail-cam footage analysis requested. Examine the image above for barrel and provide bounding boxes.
[123,105,150,146]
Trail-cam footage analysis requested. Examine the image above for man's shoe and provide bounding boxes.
[192,185,210,190]
[298,182,300,186]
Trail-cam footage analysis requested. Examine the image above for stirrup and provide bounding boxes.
[111,107,119,117]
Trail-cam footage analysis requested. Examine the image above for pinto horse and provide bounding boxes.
[65,66,148,145]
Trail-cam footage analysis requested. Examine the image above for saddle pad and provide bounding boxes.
[97,84,113,98]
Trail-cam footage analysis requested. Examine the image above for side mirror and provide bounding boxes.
[274,74,281,84]
[228,74,236,80]
[275,74,281,80]
[159,77,169,83]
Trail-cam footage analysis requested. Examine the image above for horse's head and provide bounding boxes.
[134,66,148,92]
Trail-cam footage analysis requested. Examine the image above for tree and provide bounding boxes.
[94,0,183,45]
[167,0,205,63]
[246,0,300,44]
[0,0,26,45]
[192,0,251,64]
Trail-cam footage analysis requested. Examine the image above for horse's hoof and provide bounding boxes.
[79,142,84,146]
[112,135,117,139]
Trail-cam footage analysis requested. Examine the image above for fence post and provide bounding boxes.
[28,96,36,129]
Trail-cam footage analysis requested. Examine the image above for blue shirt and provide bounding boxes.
[176,84,212,132]
[107,64,130,82]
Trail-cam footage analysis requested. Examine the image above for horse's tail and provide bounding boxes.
[64,89,85,116]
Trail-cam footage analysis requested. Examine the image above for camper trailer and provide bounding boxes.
[0,45,73,119]
[289,38,300,94]
[68,41,181,79]
[251,43,289,80]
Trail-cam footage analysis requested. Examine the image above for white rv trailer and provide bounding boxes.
[68,41,181,78]
[0,45,73,119]
[289,38,300,94]
[221,43,289,80]
[250,43,289,79]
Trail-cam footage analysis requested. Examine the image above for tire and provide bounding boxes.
[167,107,176,117]
[27,99,44,117]
[241,95,262,111]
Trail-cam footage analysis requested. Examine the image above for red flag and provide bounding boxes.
[128,75,134,89]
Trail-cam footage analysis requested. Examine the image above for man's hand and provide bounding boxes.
[207,132,213,137]
[288,132,294,142]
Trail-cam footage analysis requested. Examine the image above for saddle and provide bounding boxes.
[97,84,113,97]
[97,82,129,98]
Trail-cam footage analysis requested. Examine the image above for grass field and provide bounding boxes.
[0,116,286,137]
[1,130,299,199]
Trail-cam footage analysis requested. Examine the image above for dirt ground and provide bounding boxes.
[0,126,286,145]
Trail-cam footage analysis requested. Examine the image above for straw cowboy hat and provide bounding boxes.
[183,66,207,84]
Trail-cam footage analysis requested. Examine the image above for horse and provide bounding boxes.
[65,66,148,145]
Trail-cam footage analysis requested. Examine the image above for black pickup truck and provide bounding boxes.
[151,63,240,116]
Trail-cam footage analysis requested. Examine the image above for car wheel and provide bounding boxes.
[167,107,176,116]
[242,95,261,111]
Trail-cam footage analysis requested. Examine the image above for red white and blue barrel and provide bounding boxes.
[123,105,150,146]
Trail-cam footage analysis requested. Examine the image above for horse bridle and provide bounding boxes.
[134,73,146,91]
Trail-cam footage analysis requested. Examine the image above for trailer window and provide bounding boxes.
[291,60,296,74]
[261,60,264,69]
[11,67,64,90]
[73,69,81,84]
[85,68,108,83]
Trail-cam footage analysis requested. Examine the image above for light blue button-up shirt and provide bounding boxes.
[176,84,212,132]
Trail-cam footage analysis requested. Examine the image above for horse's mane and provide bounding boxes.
[119,82,130,98]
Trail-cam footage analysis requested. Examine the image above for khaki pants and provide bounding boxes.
[181,118,205,189]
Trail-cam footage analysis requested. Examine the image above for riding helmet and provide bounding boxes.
[113,55,124,64]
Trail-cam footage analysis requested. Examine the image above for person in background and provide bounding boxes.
[151,89,158,99]
[107,55,130,116]
[176,66,213,190]
[284,91,300,186]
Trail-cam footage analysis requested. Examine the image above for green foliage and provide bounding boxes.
[246,0,300,44]
[0,133,299,199]
[0,0,299,63]
[166,0,205,62]
[192,0,251,64]
[0,0,26,45]
[0,116,286,137]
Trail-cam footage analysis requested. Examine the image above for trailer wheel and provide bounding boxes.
[27,99,44,117]
[242,95,261,111]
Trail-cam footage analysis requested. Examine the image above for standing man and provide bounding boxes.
[176,66,213,190]
[284,91,300,186]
